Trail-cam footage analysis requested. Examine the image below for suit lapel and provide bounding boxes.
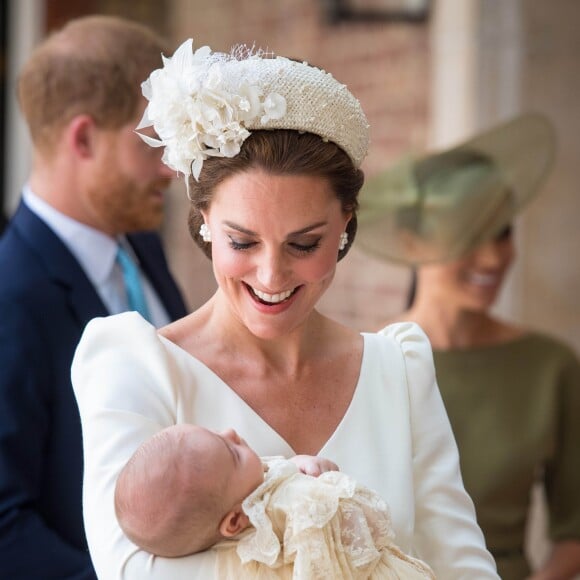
[13,203,108,327]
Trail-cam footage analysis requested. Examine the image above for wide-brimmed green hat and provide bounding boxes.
[356,113,556,264]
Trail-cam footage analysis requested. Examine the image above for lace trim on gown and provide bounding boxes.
[215,458,436,579]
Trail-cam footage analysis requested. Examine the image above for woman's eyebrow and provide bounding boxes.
[288,222,327,236]
[223,222,255,235]
[223,220,327,236]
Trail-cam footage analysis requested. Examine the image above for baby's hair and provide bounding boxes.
[115,425,227,557]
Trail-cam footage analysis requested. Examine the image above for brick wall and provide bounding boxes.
[164,0,429,329]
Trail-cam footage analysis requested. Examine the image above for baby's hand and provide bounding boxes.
[291,455,339,477]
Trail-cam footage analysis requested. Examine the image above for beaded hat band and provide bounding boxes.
[137,39,370,182]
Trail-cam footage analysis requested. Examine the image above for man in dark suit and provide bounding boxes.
[0,16,187,578]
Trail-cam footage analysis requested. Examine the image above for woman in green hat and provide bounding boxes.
[358,113,580,580]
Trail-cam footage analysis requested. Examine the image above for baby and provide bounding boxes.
[115,424,435,578]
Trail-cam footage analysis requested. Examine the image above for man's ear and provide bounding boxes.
[218,505,250,538]
[67,115,98,159]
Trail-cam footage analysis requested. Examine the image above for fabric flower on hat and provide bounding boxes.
[261,93,286,124]
[136,39,287,181]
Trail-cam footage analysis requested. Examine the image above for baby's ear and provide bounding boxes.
[219,506,250,538]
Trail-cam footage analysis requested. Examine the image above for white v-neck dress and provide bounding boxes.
[71,312,499,579]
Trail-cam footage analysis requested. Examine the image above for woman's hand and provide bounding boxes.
[527,540,580,580]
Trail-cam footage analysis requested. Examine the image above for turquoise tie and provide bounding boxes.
[116,245,151,321]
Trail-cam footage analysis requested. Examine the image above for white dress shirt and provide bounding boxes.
[23,186,171,327]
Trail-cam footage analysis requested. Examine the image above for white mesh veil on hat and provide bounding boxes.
[356,113,557,265]
[136,39,370,183]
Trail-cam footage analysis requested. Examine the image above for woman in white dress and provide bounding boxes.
[71,39,499,579]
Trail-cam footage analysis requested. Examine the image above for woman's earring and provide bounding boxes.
[338,232,348,251]
[199,223,212,243]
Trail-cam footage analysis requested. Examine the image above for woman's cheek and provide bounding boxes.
[299,248,339,283]
[212,243,251,278]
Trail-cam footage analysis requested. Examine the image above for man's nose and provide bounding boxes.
[157,158,175,179]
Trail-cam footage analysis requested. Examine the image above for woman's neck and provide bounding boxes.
[405,302,491,350]
[170,291,350,375]
[396,297,524,350]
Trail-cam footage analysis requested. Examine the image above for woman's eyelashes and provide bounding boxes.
[228,238,256,251]
[227,236,322,255]
[289,240,321,254]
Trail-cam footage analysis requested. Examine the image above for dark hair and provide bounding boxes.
[188,130,364,261]
[406,268,417,309]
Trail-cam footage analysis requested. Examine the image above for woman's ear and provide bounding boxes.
[218,505,250,538]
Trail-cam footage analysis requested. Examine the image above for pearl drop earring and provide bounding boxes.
[199,223,212,243]
[339,232,348,251]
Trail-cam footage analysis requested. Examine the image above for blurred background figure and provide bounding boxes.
[0,15,187,579]
[357,113,580,580]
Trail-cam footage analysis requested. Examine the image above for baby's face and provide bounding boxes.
[219,428,264,501]
[191,426,264,506]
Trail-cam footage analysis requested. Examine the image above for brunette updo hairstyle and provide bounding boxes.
[188,130,364,261]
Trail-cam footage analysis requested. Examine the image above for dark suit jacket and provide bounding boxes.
[0,202,188,578]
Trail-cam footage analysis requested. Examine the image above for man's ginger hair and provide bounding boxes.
[18,15,167,154]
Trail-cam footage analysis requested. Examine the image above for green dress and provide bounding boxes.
[433,333,580,580]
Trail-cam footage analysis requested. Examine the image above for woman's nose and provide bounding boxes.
[474,239,509,266]
[256,248,288,289]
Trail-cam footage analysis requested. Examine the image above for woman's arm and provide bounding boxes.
[532,344,580,580]
[382,322,500,579]
[72,312,217,579]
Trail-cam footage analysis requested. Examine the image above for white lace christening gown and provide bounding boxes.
[214,457,436,579]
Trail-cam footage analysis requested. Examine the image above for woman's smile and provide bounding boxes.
[245,283,301,306]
